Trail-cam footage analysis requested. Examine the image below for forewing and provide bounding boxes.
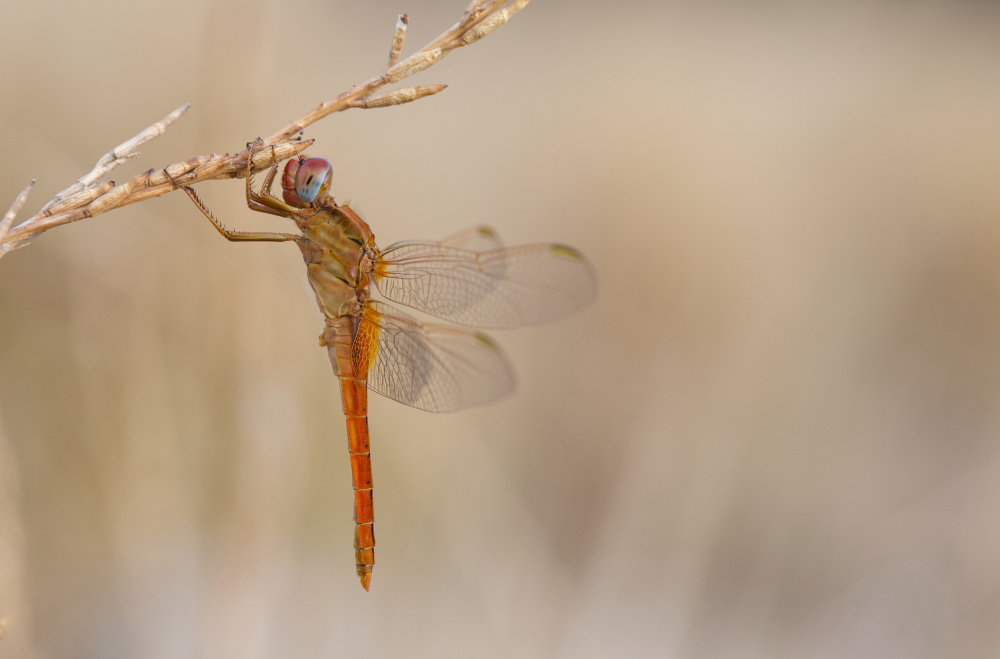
[354,301,515,413]
[373,239,597,328]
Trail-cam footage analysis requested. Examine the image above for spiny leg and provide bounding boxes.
[253,162,294,209]
[247,199,288,219]
[165,169,297,243]
[241,141,315,236]
[260,159,281,200]
[244,140,275,203]
[245,140,305,217]
[245,161,285,209]
[253,143,285,204]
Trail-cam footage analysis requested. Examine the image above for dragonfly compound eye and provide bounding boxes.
[295,157,334,203]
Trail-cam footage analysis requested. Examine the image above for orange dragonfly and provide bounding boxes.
[167,144,596,590]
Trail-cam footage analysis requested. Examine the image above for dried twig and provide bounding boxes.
[259,0,531,146]
[0,181,35,257]
[38,104,191,215]
[387,14,409,68]
[0,1,531,260]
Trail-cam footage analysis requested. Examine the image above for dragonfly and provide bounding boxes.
[167,143,596,590]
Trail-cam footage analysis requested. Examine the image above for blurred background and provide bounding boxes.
[2,1,1000,657]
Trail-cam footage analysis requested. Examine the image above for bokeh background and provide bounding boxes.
[2,1,1000,657]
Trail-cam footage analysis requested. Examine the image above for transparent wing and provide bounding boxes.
[353,301,515,413]
[372,236,597,328]
[436,225,504,251]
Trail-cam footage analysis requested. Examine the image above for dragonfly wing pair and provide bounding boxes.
[358,228,597,411]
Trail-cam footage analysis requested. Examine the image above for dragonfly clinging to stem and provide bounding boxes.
[167,142,596,590]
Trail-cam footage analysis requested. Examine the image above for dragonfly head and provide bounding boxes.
[282,156,333,207]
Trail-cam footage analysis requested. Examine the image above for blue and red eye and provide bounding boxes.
[282,157,333,206]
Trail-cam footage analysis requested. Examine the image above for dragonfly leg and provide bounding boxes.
[259,159,281,199]
[247,198,289,219]
[245,142,307,217]
[255,149,287,205]
[165,169,298,243]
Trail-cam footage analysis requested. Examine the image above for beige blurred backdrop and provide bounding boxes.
[2,1,1000,657]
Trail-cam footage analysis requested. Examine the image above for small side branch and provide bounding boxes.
[0,180,35,255]
[387,14,409,68]
[39,104,190,214]
[351,85,448,109]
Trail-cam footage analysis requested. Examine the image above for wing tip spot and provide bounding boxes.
[550,244,582,260]
[474,332,499,348]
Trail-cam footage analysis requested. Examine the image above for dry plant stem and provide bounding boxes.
[2,142,312,246]
[388,14,409,67]
[0,1,532,258]
[0,181,35,255]
[354,85,448,109]
[261,0,532,146]
[39,104,191,214]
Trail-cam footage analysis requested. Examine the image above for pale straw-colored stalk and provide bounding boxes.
[0,1,531,259]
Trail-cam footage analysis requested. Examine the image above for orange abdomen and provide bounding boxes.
[341,376,374,590]
[324,318,375,591]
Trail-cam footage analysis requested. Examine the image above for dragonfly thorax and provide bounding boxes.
[296,197,377,321]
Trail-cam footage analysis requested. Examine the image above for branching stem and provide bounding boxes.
[0,1,531,260]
